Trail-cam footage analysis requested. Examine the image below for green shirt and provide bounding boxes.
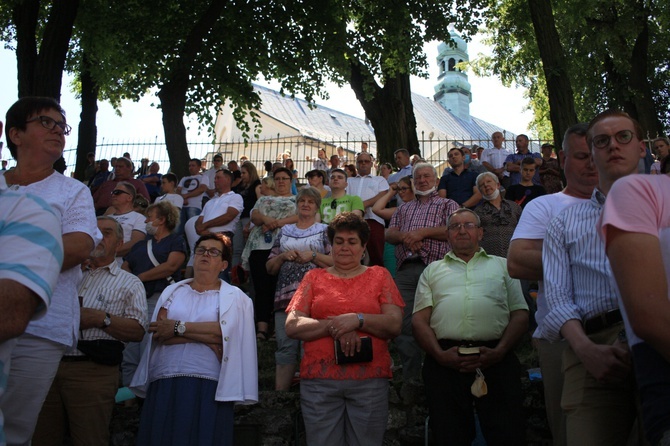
[319,194,364,224]
[414,249,527,341]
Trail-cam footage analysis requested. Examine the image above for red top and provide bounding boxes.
[286,266,405,380]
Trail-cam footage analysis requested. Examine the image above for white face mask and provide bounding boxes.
[414,186,436,196]
[482,189,500,201]
[145,222,158,236]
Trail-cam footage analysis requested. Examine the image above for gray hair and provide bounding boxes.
[476,172,499,187]
[446,208,481,227]
[97,216,124,240]
[562,123,588,155]
[412,162,437,178]
[296,186,322,211]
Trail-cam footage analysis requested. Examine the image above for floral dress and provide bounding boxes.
[268,223,331,312]
[240,195,296,270]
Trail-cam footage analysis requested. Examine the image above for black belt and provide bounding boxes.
[438,339,500,350]
[583,309,622,335]
[61,355,92,362]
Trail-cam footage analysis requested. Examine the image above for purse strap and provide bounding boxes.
[146,239,175,284]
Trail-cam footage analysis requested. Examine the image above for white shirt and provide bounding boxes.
[481,147,513,175]
[510,191,589,338]
[387,165,413,185]
[347,175,389,225]
[199,191,244,234]
[178,174,210,210]
[0,171,101,347]
[155,193,184,209]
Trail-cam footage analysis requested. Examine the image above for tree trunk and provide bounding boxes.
[627,17,662,137]
[527,0,577,149]
[74,53,99,182]
[13,0,39,98]
[14,0,79,99]
[348,61,419,164]
[158,0,227,177]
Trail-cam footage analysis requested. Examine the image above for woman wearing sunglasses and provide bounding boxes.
[319,168,364,224]
[131,233,257,446]
[106,181,147,263]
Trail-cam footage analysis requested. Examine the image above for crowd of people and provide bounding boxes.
[1,95,670,446]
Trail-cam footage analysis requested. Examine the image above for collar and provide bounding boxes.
[444,247,489,263]
[591,188,607,207]
[89,259,121,275]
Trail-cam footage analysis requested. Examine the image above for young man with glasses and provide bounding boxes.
[413,208,528,445]
[541,110,647,444]
[319,169,364,224]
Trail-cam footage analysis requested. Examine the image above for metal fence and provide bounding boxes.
[60,132,553,179]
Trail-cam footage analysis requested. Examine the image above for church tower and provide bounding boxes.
[434,30,472,121]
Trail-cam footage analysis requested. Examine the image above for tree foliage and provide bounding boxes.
[476,0,670,140]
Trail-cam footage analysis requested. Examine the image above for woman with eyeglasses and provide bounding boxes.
[372,175,414,277]
[285,213,404,445]
[474,172,522,258]
[131,234,257,446]
[105,181,147,262]
[266,187,334,390]
[241,167,298,340]
[1,97,99,445]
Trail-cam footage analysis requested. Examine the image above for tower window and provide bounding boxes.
[448,58,456,71]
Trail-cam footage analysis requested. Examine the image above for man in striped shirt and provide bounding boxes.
[386,162,459,380]
[541,110,647,445]
[33,217,147,446]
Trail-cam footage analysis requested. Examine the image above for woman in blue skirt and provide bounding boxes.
[131,233,258,445]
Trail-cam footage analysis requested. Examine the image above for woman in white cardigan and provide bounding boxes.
[131,233,257,445]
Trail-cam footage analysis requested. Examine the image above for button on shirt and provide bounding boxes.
[388,192,459,267]
[541,189,619,342]
[346,175,389,225]
[414,249,527,341]
[71,260,147,355]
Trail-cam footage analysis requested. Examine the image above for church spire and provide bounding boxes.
[434,29,472,121]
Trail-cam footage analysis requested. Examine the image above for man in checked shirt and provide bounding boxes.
[386,162,459,380]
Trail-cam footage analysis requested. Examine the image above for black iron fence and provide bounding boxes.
[60,132,553,180]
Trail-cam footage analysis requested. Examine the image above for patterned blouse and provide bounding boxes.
[240,195,296,270]
[474,199,522,258]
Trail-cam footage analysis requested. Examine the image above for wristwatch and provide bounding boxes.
[311,251,317,260]
[175,321,187,337]
[357,313,364,329]
[101,313,112,329]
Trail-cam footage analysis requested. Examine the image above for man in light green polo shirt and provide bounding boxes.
[412,208,528,445]
[319,168,364,224]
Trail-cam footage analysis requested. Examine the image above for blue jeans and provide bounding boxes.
[178,206,201,235]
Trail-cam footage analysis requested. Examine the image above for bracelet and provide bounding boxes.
[174,320,180,337]
[357,313,364,329]
[312,251,317,260]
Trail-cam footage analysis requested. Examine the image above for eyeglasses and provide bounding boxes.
[330,199,338,210]
[111,189,131,196]
[194,247,222,257]
[592,130,635,149]
[25,116,72,136]
[447,222,480,231]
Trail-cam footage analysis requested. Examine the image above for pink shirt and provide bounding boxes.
[600,175,670,346]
